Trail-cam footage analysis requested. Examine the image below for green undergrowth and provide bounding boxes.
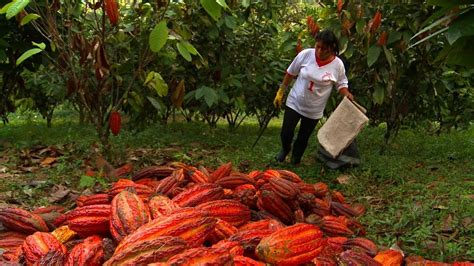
[0,111,473,261]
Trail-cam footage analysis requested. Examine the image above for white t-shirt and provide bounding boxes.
[285,48,348,119]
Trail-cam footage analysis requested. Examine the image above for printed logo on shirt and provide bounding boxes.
[321,72,332,81]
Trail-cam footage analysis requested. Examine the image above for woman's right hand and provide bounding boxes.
[273,87,285,108]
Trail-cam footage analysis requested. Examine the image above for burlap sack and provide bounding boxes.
[317,97,369,158]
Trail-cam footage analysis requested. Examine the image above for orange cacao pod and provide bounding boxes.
[188,168,211,183]
[296,40,303,54]
[216,173,256,189]
[209,162,233,182]
[268,176,301,199]
[104,0,119,26]
[313,182,329,197]
[51,225,77,243]
[132,165,176,181]
[374,249,404,266]
[109,110,121,135]
[337,0,343,14]
[0,207,49,234]
[155,169,185,197]
[110,190,151,242]
[212,240,244,256]
[104,236,186,265]
[339,250,382,265]
[107,179,153,202]
[172,183,224,207]
[65,204,111,237]
[166,247,233,265]
[0,232,27,253]
[114,208,216,254]
[207,218,239,244]
[197,199,251,227]
[148,194,180,219]
[256,188,293,225]
[234,255,266,266]
[229,228,275,252]
[377,31,389,46]
[320,215,354,237]
[331,201,360,218]
[76,193,111,207]
[238,219,284,232]
[65,235,104,266]
[343,237,378,257]
[369,10,382,33]
[256,223,325,266]
[22,232,67,266]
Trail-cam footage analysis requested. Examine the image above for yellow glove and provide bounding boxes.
[273,87,286,108]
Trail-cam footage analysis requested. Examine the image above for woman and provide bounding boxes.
[273,30,353,165]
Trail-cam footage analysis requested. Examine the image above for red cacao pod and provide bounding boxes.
[109,111,121,136]
[104,0,119,26]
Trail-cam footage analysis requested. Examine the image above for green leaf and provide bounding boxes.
[0,2,13,14]
[79,175,96,188]
[367,46,381,67]
[147,96,163,111]
[203,87,218,107]
[153,73,168,97]
[383,46,393,69]
[242,0,250,8]
[200,0,222,21]
[20,13,40,26]
[445,11,474,45]
[216,0,229,9]
[144,71,155,85]
[355,20,365,35]
[183,41,200,56]
[6,0,30,20]
[373,86,385,105]
[149,21,168,53]
[32,41,45,49]
[224,15,236,29]
[177,42,191,62]
[16,48,42,66]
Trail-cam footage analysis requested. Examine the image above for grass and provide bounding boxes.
[1,109,473,261]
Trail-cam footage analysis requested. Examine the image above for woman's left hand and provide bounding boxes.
[339,88,354,101]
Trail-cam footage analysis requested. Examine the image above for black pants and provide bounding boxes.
[280,106,319,163]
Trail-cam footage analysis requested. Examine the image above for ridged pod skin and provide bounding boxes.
[256,188,293,225]
[155,169,185,196]
[132,166,175,181]
[320,216,354,237]
[166,247,233,266]
[216,173,256,189]
[104,0,119,25]
[234,255,266,266]
[256,223,325,266]
[238,219,284,232]
[172,183,224,207]
[207,219,238,244]
[373,249,404,266]
[338,250,382,266]
[234,184,257,208]
[109,110,121,135]
[188,169,210,183]
[148,195,180,219]
[0,207,49,234]
[229,229,274,252]
[277,169,303,183]
[65,235,104,266]
[209,162,233,182]
[211,240,244,256]
[76,194,111,207]
[107,179,153,202]
[114,208,216,254]
[268,176,301,199]
[197,199,251,227]
[342,237,378,257]
[312,255,338,266]
[369,10,382,33]
[331,201,361,218]
[110,190,151,243]
[104,236,186,266]
[65,204,111,237]
[0,232,27,257]
[313,182,329,198]
[51,225,77,243]
[21,232,67,266]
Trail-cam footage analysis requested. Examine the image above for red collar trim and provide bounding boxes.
[315,51,335,67]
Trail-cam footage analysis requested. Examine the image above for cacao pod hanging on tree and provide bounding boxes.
[104,0,119,26]
[109,111,121,136]
[369,10,382,33]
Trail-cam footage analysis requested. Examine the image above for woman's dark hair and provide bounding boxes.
[315,30,340,55]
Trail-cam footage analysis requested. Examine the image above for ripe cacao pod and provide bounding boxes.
[197,199,251,227]
[0,207,49,234]
[109,110,121,136]
[65,235,104,266]
[65,204,111,237]
[256,223,325,266]
[104,0,119,26]
[22,232,67,266]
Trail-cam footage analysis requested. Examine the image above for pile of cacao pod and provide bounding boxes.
[0,162,471,265]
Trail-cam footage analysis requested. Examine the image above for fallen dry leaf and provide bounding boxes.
[40,157,57,167]
[48,185,71,203]
[336,174,351,185]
